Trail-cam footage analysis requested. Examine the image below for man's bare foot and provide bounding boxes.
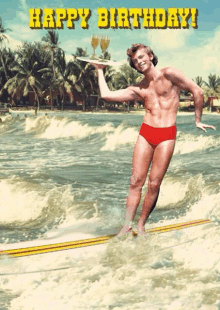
[137,225,145,236]
[117,225,133,235]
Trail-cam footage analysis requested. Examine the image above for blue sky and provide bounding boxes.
[1,0,220,81]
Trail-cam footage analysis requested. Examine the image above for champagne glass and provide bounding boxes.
[100,36,110,61]
[90,35,100,59]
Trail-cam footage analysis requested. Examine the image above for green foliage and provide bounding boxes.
[0,14,220,112]
[42,30,59,49]
[114,64,142,90]
[203,73,220,100]
[193,76,204,87]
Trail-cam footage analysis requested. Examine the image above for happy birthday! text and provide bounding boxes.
[29,8,198,29]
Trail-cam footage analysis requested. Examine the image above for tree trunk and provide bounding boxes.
[50,88,53,110]
[0,50,9,81]
[62,95,64,111]
[96,94,100,111]
[31,86,40,115]
[82,96,86,111]
[208,97,213,112]
[51,49,55,111]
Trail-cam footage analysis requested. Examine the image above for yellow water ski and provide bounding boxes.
[0,219,211,258]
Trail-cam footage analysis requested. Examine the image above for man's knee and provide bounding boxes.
[148,177,161,193]
[129,174,145,191]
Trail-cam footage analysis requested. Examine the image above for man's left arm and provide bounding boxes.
[164,67,216,132]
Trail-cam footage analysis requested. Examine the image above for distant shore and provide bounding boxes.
[7,108,219,116]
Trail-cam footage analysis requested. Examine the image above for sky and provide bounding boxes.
[1,0,220,81]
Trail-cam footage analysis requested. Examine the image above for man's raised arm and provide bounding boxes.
[164,67,216,132]
[93,64,141,103]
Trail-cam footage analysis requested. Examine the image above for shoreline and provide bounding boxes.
[7,108,219,116]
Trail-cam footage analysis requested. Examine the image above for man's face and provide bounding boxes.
[131,48,153,73]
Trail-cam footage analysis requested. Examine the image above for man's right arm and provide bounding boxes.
[96,68,141,102]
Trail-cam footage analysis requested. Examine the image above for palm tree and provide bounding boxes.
[114,64,142,111]
[203,73,220,96]
[0,17,11,81]
[103,65,117,91]
[115,64,142,89]
[180,77,204,106]
[0,48,16,103]
[42,30,60,110]
[0,48,15,86]
[73,47,88,58]
[2,41,51,112]
[55,48,82,110]
[203,73,220,111]
[72,48,97,111]
[193,76,204,88]
[93,65,117,110]
[96,50,113,110]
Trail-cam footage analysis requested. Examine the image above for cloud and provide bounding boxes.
[144,29,193,50]
[160,27,220,80]
[20,0,27,11]
[83,37,92,44]
[126,26,220,81]
[17,0,29,22]
[17,11,29,22]
[109,49,126,62]
[61,36,102,55]
[9,24,41,42]
[3,34,22,50]
[61,39,86,54]
[190,28,220,78]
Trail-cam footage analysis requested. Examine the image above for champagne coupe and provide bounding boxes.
[100,36,110,61]
[90,35,100,59]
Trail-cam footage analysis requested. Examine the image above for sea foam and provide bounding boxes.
[174,132,218,155]
[25,116,114,140]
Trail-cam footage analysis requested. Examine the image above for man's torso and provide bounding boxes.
[132,68,180,127]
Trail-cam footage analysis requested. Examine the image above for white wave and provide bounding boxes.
[25,115,51,133]
[158,183,220,272]
[0,178,74,225]
[185,187,220,222]
[25,116,114,139]
[0,114,12,122]
[2,184,220,310]
[4,218,220,310]
[174,132,218,155]
[142,175,205,209]
[39,120,114,140]
[101,124,139,151]
[0,115,13,133]
[101,127,218,153]
[172,220,220,272]
[0,179,45,223]
[156,178,189,207]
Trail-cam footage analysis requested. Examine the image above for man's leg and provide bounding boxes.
[118,135,154,235]
[137,139,176,234]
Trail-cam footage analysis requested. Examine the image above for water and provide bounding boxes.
[0,110,220,310]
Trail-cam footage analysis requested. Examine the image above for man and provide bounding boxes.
[92,43,215,235]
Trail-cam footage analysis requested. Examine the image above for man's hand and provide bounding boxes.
[196,122,216,132]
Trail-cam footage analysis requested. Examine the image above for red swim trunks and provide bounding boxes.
[139,123,177,146]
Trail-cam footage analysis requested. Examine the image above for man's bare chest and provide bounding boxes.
[137,78,177,103]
